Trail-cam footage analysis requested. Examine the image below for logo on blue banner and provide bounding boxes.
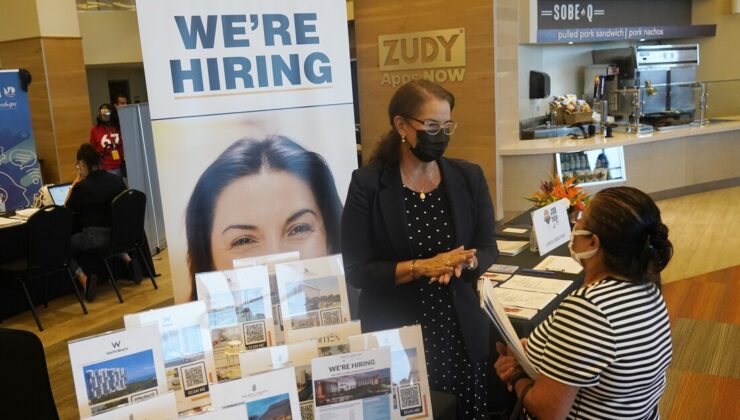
[0,70,42,212]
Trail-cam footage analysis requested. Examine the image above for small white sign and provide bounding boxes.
[530,198,571,256]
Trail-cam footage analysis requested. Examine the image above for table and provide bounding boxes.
[0,212,159,320]
[491,211,584,336]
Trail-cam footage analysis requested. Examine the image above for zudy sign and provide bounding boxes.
[378,28,466,86]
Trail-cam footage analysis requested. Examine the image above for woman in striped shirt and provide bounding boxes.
[495,186,674,419]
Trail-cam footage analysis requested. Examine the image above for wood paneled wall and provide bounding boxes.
[0,36,90,184]
[353,0,497,200]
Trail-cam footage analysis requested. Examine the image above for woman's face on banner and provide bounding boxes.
[209,169,328,267]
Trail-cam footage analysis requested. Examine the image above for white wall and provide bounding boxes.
[518,43,630,121]
[78,10,142,65]
[86,65,148,122]
[36,0,80,37]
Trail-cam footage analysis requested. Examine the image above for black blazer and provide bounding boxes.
[341,158,499,362]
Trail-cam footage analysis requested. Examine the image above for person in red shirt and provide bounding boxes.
[89,103,124,176]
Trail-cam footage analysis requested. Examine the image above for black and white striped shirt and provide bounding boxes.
[526,278,672,419]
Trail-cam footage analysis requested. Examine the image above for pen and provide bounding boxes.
[521,268,555,275]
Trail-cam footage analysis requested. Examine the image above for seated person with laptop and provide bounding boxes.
[65,144,141,302]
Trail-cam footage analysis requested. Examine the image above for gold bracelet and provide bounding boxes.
[410,259,417,279]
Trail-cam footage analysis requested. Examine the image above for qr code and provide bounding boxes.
[320,308,342,325]
[398,384,423,415]
[300,401,314,420]
[181,362,209,397]
[243,321,267,349]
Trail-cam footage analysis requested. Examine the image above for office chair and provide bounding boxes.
[99,189,158,303]
[0,205,88,331]
[0,328,59,418]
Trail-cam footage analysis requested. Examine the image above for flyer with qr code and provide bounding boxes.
[88,392,178,420]
[124,301,217,415]
[276,254,350,336]
[240,339,319,419]
[285,320,362,357]
[311,347,392,420]
[209,367,301,419]
[233,251,301,345]
[349,325,433,419]
[196,266,275,381]
[68,324,167,418]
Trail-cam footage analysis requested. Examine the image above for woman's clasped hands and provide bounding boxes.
[419,246,477,285]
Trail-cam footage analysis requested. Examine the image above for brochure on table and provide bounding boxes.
[493,287,556,310]
[68,324,167,418]
[233,251,301,345]
[349,325,433,419]
[500,275,572,295]
[480,281,538,378]
[285,320,362,357]
[209,367,301,419]
[195,266,274,381]
[89,392,178,420]
[190,404,247,419]
[124,301,216,415]
[530,198,571,256]
[312,347,393,420]
[533,255,583,274]
[276,254,350,335]
[240,339,319,419]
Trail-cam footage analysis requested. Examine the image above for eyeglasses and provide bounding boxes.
[404,116,458,135]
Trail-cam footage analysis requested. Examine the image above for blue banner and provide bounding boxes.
[0,69,42,212]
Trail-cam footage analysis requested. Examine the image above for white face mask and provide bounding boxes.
[568,227,598,266]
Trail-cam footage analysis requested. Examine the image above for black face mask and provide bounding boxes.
[409,130,449,162]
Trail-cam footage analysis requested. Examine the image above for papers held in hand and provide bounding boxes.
[479,280,538,379]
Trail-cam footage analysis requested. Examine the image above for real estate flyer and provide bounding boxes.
[349,325,433,419]
[285,320,362,357]
[311,347,392,420]
[233,251,301,345]
[124,301,216,415]
[276,254,350,335]
[240,339,319,420]
[195,266,275,381]
[480,280,539,378]
[209,367,301,419]
[68,324,167,418]
[89,392,178,420]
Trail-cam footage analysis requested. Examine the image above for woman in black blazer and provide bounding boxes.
[341,80,499,419]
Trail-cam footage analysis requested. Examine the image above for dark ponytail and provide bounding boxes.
[586,187,673,290]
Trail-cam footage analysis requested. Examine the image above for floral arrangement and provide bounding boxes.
[526,174,590,211]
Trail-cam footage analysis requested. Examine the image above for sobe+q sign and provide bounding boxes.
[378,28,466,87]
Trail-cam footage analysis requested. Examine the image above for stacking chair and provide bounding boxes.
[99,189,158,303]
[0,205,87,331]
[0,328,59,418]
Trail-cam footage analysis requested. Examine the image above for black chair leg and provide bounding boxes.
[102,258,124,303]
[18,278,43,331]
[137,247,158,290]
[43,278,49,308]
[66,266,88,315]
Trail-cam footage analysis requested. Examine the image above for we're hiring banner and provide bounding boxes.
[0,70,42,212]
[136,0,357,302]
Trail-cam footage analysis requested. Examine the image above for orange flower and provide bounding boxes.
[525,174,590,210]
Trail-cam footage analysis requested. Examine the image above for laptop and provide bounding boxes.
[48,182,72,206]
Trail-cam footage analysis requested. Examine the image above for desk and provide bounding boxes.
[0,212,159,320]
[495,226,583,337]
